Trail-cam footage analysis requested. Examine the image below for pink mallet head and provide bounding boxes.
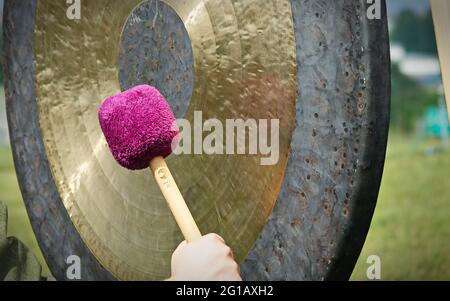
[98,85,178,170]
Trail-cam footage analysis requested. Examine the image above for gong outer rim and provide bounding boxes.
[3,0,390,280]
[3,0,115,281]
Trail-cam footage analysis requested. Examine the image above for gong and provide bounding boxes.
[3,0,390,280]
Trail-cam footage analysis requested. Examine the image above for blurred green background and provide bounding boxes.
[351,0,450,280]
[0,0,449,280]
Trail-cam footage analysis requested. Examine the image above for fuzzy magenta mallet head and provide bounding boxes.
[98,85,178,170]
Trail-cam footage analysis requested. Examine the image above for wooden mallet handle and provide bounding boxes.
[150,156,202,242]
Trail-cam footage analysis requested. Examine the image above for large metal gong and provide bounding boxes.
[3,0,390,280]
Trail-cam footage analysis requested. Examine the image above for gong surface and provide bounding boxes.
[3,0,390,280]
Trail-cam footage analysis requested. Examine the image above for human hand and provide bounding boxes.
[168,233,242,281]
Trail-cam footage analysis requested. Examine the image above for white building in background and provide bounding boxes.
[391,43,443,88]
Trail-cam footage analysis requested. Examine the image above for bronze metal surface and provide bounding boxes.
[33,0,297,280]
[4,0,390,281]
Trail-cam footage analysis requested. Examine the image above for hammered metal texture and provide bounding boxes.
[4,0,390,281]
[242,0,390,280]
[3,0,114,280]
[118,1,194,119]
[33,0,297,280]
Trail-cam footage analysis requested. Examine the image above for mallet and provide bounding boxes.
[98,84,202,242]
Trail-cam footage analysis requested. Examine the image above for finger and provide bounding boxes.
[203,233,226,244]
[171,240,187,262]
[218,245,234,259]
[174,240,188,252]
[229,248,235,259]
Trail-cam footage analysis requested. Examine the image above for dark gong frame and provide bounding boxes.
[3,0,390,281]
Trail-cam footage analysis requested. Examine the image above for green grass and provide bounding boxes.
[0,146,51,277]
[351,133,450,280]
[1,133,449,280]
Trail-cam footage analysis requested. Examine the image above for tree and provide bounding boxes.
[391,9,438,55]
[390,63,438,132]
